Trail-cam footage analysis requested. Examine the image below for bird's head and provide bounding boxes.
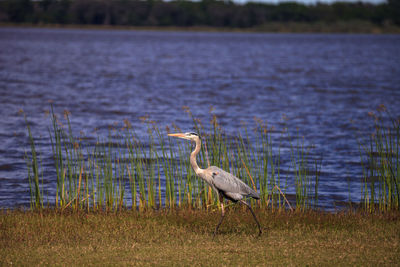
[168,132,199,141]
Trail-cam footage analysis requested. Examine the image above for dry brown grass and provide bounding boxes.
[1,208,399,266]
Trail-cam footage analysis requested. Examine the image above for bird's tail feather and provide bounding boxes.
[248,190,260,199]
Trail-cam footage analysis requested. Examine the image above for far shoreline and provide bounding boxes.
[1,22,400,34]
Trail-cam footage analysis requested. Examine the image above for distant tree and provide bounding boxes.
[272,2,315,22]
[3,0,34,23]
[174,0,206,26]
[34,0,71,24]
[388,0,400,25]
[148,1,178,26]
[0,0,397,28]
[242,3,261,27]
[69,0,110,25]
[121,0,152,26]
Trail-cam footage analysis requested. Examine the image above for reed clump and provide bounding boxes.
[359,105,400,212]
[23,106,320,212]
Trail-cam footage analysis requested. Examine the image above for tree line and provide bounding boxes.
[0,0,399,28]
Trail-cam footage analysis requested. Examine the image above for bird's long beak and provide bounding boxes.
[168,133,186,139]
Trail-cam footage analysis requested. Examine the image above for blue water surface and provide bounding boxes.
[1,28,399,210]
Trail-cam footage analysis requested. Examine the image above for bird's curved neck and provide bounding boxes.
[190,138,203,175]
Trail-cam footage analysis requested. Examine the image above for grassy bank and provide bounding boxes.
[1,209,399,266]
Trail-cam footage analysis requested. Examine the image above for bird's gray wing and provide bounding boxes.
[208,166,259,199]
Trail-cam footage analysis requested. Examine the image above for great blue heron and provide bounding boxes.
[168,132,262,236]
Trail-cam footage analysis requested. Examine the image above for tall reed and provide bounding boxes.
[24,106,320,212]
[359,105,399,212]
[22,110,43,209]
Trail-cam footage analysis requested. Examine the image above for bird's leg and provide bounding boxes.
[213,195,225,237]
[240,200,262,237]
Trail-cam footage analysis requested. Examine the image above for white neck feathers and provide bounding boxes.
[190,137,204,175]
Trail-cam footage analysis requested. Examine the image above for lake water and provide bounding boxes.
[1,27,399,210]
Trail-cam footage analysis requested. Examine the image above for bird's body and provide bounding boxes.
[168,132,262,236]
[199,165,260,202]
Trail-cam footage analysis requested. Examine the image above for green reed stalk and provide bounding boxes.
[359,108,399,212]
[161,130,173,208]
[136,138,146,210]
[147,126,156,209]
[49,107,64,207]
[93,141,102,209]
[125,130,137,209]
[86,148,94,211]
[183,139,195,208]
[314,157,320,209]
[23,113,42,210]
[114,135,125,211]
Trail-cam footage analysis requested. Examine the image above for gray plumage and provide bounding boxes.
[168,132,262,237]
[203,166,260,202]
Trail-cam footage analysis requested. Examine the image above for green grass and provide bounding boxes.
[1,209,399,266]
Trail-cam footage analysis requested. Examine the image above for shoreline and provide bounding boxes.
[1,22,400,34]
